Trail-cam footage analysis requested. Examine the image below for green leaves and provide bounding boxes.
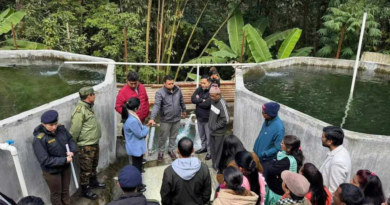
[0,9,26,35]
[252,18,269,36]
[277,28,302,59]
[244,24,272,63]
[265,29,295,48]
[187,73,201,83]
[211,50,238,58]
[184,56,227,66]
[1,39,47,50]
[227,3,245,56]
[212,38,236,55]
[290,47,314,57]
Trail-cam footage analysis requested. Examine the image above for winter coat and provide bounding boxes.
[191,87,211,122]
[160,157,211,205]
[70,100,101,146]
[107,192,159,205]
[115,83,150,123]
[123,114,149,157]
[151,85,186,123]
[32,124,77,174]
[208,97,229,136]
[213,189,259,205]
[253,116,285,162]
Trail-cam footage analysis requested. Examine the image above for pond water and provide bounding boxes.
[0,60,106,120]
[244,65,390,135]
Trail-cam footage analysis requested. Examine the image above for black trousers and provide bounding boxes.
[130,155,144,173]
[43,166,71,205]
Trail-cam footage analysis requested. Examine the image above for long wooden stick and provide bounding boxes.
[157,0,165,82]
[145,0,152,63]
[11,22,17,50]
[124,27,128,75]
[66,22,71,52]
[240,30,246,63]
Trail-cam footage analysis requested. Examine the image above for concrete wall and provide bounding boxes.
[234,57,390,195]
[0,50,117,203]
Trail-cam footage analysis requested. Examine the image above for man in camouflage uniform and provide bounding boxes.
[70,87,105,200]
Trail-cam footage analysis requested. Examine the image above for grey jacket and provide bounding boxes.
[151,85,186,123]
[208,98,229,136]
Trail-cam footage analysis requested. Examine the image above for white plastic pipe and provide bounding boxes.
[0,142,28,197]
[350,12,367,98]
[196,65,200,88]
[66,144,79,189]
[64,62,260,67]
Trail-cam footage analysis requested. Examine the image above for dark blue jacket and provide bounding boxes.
[253,116,285,162]
[191,87,211,122]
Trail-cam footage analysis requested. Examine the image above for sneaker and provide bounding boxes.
[158,152,164,162]
[168,151,177,160]
[195,148,207,154]
[205,154,211,161]
[142,159,147,165]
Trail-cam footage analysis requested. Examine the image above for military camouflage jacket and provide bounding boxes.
[70,100,101,146]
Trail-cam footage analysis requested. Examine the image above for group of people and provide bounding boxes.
[1,68,389,205]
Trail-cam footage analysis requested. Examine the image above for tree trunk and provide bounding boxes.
[336,25,346,59]
[145,0,152,63]
[302,0,309,45]
[314,0,330,53]
[157,0,165,83]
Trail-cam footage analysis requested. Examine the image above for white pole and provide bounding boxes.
[64,61,260,67]
[12,155,28,197]
[66,144,79,189]
[349,12,367,98]
[196,64,200,88]
[341,12,367,128]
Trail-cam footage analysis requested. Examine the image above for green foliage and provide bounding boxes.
[227,3,245,56]
[0,8,25,35]
[243,24,272,62]
[252,18,269,36]
[187,73,201,83]
[290,47,314,57]
[0,39,46,50]
[185,56,227,66]
[138,66,165,84]
[277,28,302,59]
[264,29,295,48]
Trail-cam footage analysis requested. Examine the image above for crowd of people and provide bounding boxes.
[0,68,389,205]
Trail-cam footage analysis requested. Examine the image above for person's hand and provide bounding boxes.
[147,119,155,126]
[66,156,72,163]
[67,152,74,157]
[196,95,199,99]
[182,112,187,117]
[202,99,205,102]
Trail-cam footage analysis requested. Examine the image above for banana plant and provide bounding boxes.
[185,4,313,66]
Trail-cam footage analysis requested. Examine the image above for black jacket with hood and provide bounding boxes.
[107,192,159,205]
[160,157,211,205]
[191,86,211,122]
[32,124,77,174]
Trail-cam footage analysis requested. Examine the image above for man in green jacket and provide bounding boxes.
[70,87,105,200]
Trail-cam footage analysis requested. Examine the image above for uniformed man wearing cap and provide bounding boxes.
[70,87,105,200]
[32,110,77,205]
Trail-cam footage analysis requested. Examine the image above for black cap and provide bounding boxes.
[41,110,58,123]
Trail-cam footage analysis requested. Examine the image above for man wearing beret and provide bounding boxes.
[70,87,105,200]
[107,165,159,205]
[32,110,77,205]
[253,102,285,178]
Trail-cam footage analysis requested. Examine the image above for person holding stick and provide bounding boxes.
[32,110,77,205]
[70,87,105,200]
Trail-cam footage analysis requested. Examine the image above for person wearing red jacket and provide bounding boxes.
[116,71,150,123]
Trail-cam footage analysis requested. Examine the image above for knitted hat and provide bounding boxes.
[209,83,220,94]
[262,102,280,118]
[118,165,142,188]
[281,171,310,197]
[41,110,58,123]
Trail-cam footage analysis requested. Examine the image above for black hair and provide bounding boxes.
[363,174,385,205]
[283,135,304,171]
[121,97,141,123]
[224,166,246,196]
[163,75,174,83]
[323,126,344,146]
[218,135,246,171]
[201,75,211,82]
[178,137,193,157]
[339,183,365,205]
[301,163,328,205]
[17,196,44,205]
[121,186,137,193]
[127,71,139,82]
[209,67,219,76]
[235,151,261,205]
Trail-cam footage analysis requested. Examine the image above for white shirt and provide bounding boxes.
[319,145,352,194]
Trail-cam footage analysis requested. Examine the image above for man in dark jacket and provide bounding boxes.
[191,75,212,160]
[147,75,186,161]
[208,84,230,169]
[107,165,159,205]
[160,137,211,205]
[32,110,77,205]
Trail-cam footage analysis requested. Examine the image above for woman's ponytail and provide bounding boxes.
[121,97,141,123]
[121,103,129,123]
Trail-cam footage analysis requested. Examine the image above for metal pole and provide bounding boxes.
[64,62,260,67]
[350,12,367,98]
[66,144,79,189]
[196,64,200,88]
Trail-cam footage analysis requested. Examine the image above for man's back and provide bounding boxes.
[107,193,159,205]
[160,159,211,205]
